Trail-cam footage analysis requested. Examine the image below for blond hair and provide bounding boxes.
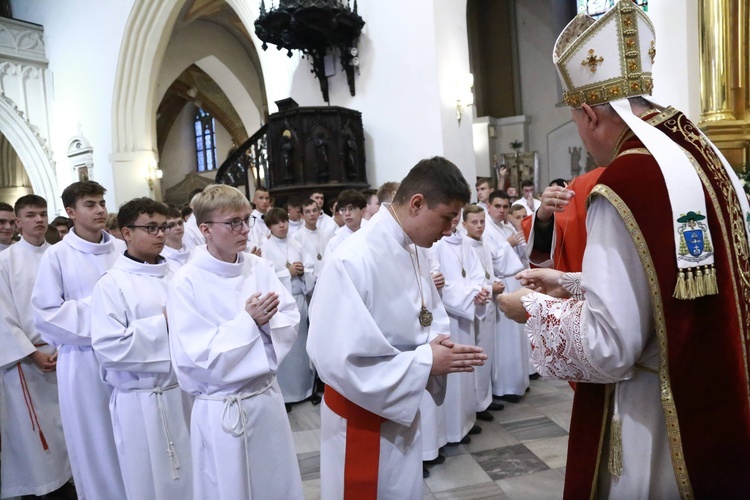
[462,203,485,221]
[193,185,250,224]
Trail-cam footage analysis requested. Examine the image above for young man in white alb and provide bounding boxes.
[261,207,316,410]
[0,201,16,251]
[286,196,304,236]
[0,195,72,498]
[292,198,334,292]
[430,214,489,445]
[484,190,530,402]
[182,189,207,251]
[161,206,192,270]
[31,181,126,499]
[167,185,303,499]
[324,189,366,257]
[91,198,193,500]
[311,190,338,235]
[462,204,512,421]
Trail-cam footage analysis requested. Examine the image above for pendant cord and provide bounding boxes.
[389,205,427,308]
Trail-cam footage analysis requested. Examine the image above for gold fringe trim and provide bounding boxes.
[673,265,719,300]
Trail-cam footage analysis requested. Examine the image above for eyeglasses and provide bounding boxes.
[204,215,255,232]
[337,205,360,215]
[127,224,172,235]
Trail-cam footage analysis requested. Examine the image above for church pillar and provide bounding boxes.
[698,0,750,168]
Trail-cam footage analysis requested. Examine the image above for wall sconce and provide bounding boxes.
[145,161,163,192]
[456,73,475,126]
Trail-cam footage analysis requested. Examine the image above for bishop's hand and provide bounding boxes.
[536,186,574,223]
[429,334,487,375]
[496,288,532,323]
[516,268,568,297]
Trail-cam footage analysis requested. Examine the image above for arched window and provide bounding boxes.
[194,108,217,172]
[577,0,647,19]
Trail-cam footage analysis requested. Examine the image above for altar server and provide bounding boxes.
[430,214,489,443]
[182,190,206,251]
[0,195,72,498]
[462,205,511,420]
[31,181,126,499]
[292,198,334,291]
[91,198,192,500]
[0,201,15,252]
[162,206,192,270]
[167,185,302,499]
[324,189,367,257]
[286,196,304,236]
[308,157,487,499]
[261,208,316,408]
[485,190,529,401]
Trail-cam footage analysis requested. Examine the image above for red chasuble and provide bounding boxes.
[566,107,750,498]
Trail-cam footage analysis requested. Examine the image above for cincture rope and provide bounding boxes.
[18,360,49,451]
[138,384,182,480]
[197,377,275,493]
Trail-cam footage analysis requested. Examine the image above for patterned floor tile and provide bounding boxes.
[502,416,568,442]
[496,468,565,500]
[434,481,509,500]
[424,454,494,493]
[297,451,320,481]
[472,444,549,481]
[523,436,569,469]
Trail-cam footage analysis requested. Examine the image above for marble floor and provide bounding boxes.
[289,377,574,500]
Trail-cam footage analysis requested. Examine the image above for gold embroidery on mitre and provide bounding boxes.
[626,38,635,49]
[582,49,605,73]
[649,40,656,64]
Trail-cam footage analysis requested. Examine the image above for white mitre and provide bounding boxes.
[553,1,655,108]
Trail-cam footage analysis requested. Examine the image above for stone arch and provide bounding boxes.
[0,94,59,212]
[111,0,263,161]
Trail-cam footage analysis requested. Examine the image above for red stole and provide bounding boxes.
[522,167,605,273]
[567,108,750,498]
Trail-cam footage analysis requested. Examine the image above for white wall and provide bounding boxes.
[12,0,135,208]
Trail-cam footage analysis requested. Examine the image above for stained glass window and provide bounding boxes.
[195,108,217,172]
[577,0,647,19]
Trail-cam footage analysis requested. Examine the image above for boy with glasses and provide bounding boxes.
[324,189,366,257]
[167,185,302,499]
[91,198,193,499]
[31,181,126,499]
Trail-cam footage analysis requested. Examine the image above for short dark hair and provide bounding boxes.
[336,189,367,210]
[14,194,47,215]
[521,180,534,189]
[361,188,377,199]
[61,181,106,209]
[488,190,510,203]
[549,178,568,188]
[393,157,470,208]
[117,197,169,229]
[166,206,182,219]
[51,215,71,228]
[180,205,193,219]
[255,186,269,194]
[303,198,318,210]
[264,207,289,227]
[0,202,13,213]
[287,196,304,210]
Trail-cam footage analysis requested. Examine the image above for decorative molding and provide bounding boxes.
[0,92,53,162]
[0,18,47,64]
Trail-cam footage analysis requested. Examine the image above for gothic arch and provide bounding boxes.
[0,95,58,212]
[111,0,262,158]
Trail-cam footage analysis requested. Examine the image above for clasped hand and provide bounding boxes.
[245,291,280,326]
[429,334,487,375]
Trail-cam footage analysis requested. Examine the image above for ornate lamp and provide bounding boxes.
[255,0,365,103]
